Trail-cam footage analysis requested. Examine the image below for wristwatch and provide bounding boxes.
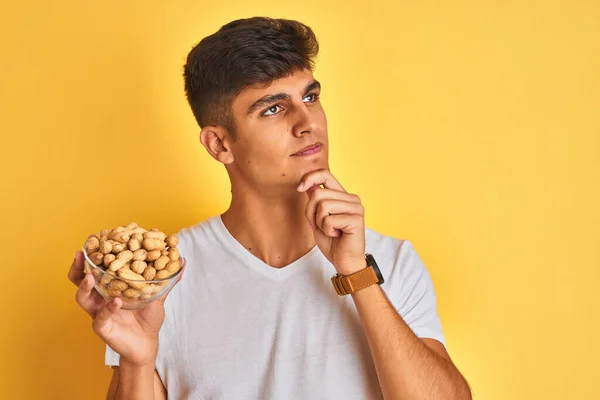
[331,253,385,296]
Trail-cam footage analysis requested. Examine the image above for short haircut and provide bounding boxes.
[183,17,319,135]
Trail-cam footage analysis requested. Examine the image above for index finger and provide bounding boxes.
[297,169,345,193]
[67,251,86,286]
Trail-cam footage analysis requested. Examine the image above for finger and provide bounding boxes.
[92,298,122,338]
[315,200,364,232]
[297,169,345,193]
[75,273,104,316]
[321,214,365,238]
[68,251,86,286]
[305,188,361,229]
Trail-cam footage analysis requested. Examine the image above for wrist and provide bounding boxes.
[335,260,368,276]
[120,353,157,369]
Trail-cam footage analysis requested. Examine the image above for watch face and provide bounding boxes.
[366,253,385,284]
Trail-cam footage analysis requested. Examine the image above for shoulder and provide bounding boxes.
[365,227,420,269]
[174,215,221,257]
[364,227,429,287]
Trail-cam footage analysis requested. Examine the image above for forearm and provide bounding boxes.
[113,359,157,400]
[352,285,471,400]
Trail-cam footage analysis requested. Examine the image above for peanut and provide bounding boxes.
[87,223,181,306]
[123,288,141,299]
[85,236,100,254]
[128,239,142,251]
[146,249,161,261]
[165,259,182,275]
[143,238,166,251]
[117,268,146,289]
[142,266,156,280]
[141,285,156,295]
[109,230,130,244]
[99,238,113,255]
[112,242,126,254]
[131,260,147,274]
[107,288,122,298]
[108,250,133,271]
[89,251,104,266]
[168,248,180,261]
[133,249,147,261]
[103,253,116,268]
[154,255,170,271]
[101,270,115,286]
[144,231,167,241]
[165,235,179,247]
[109,258,127,271]
[155,269,171,280]
[109,279,128,291]
[119,250,134,261]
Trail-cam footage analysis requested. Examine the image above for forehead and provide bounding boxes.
[232,69,316,109]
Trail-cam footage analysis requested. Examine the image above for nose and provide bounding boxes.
[291,104,317,138]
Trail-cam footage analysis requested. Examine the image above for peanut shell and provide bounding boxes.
[133,249,147,261]
[146,249,161,261]
[109,280,128,291]
[154,255,170,271]
[143,266,156,280]
[168,248,180,261]
[85,236,100,254]
[131,260,147,274]
[165,235,178,247]
[123,288,141,299]
[143,238,166,251]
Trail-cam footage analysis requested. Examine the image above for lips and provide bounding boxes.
[293,143,322,156]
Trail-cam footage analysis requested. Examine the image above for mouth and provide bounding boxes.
[292,143,323,157]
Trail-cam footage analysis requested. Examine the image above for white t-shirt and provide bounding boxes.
[106,215,446,399]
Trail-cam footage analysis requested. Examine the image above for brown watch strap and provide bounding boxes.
[331,266,380,296]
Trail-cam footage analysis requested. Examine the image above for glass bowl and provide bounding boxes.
[82,238,185,310]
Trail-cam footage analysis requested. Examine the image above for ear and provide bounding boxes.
[200,126,234,164]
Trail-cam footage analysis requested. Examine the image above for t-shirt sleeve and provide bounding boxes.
[387,240,446,348]
[105,345,120,367]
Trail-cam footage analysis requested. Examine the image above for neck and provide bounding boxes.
[221,182,316,269]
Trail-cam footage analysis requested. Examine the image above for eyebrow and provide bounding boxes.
[247,80,321,115]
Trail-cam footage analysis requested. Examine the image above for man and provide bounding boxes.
[68,17,471,399]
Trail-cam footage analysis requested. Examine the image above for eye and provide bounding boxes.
[262,105,283,116]
[303,93,320,103]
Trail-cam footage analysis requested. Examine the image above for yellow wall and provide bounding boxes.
[1,1,598,399]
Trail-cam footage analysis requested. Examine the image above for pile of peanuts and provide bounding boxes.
[84,222,182,301]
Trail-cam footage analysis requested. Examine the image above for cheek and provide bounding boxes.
[238,132,289,168]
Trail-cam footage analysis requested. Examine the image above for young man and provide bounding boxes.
[68,17,471,399]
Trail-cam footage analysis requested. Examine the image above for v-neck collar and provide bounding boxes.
[209,215,320,281]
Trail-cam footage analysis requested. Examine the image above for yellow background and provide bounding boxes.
[1,1,598,399]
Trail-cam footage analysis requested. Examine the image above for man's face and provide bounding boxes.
[227,69,328,192]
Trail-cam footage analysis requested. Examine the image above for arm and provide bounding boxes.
[68,251,182,400]
[352,282,471,400]
[298,169,471,400]
[106,365,167,400]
